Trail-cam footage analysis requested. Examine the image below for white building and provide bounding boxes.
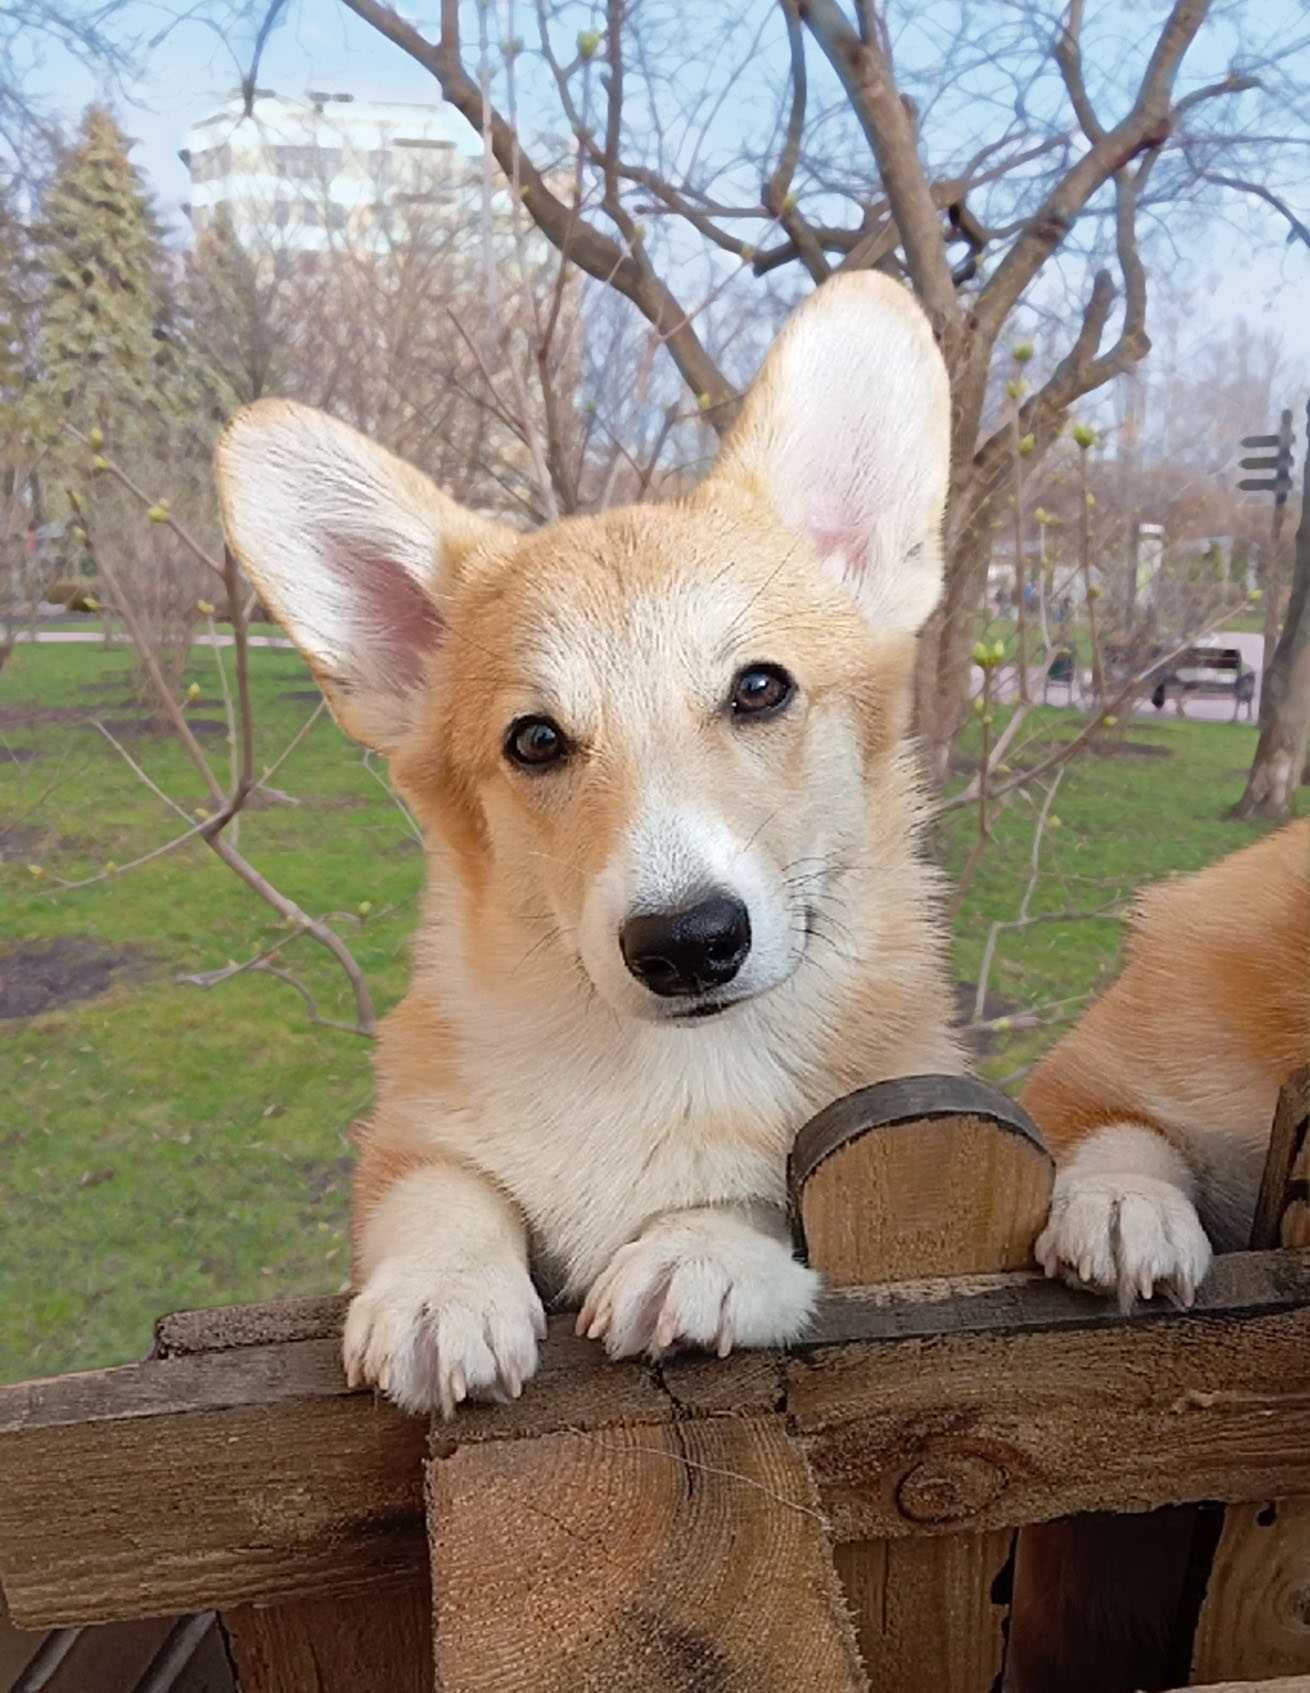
[180,90,485,254]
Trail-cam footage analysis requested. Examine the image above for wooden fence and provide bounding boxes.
[2,1069,1309,1692]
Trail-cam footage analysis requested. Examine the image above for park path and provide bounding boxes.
[974,630,1265,725]
[14,629,295,650]
[22,629,1267,726]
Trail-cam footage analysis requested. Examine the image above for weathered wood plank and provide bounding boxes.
[790,1077,1052,1283]
[1185,1071,1310,1687]
[791,1076,1052,1693]
[1011,1071,1310,1693]
[792,1299,1310,1541]
[1189,1499,1310,1683]
[5,1252,1310,1629]
[154,1294,347,1356]
[429,1417,865,1693]
[1251,1067,1310,1251]
[832,1534,1014,1692]
[0,1387,429,1628]
[222,1584,432,1693]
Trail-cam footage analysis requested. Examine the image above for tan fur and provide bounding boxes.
[1026,818,1310,1262]
[1010,819,1309,1693]
[216,273,962,1415]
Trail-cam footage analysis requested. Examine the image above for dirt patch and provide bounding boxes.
[1,746,38,765]
[79,693,225,712]
[1083,740,1175,761]
[0,821,46,862]
[0,937,150,1020]
[95,717,226,740]
[305,1153,354,1203]
[0,703,90,730]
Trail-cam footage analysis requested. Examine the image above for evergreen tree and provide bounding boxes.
[0,192,25,430]
[31,105,184,448]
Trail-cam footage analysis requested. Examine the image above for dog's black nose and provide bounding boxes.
[620,894,752,998]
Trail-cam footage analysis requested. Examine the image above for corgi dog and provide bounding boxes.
[1009,818,1309,1693]
[215,273,961,1418]
[1027,816,1310,1307]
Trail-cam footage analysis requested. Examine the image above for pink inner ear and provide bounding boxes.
[329,543,444,688]
[807,520,872,578]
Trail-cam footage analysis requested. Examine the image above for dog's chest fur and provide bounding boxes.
[437,988,821,1295]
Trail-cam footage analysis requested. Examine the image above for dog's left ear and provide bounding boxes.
[216,400,511,753]
[705,272,950,634]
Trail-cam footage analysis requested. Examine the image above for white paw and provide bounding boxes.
[576,1210,820,1360]
[1035,1173,1213,1310]
[342,1259,546,1418]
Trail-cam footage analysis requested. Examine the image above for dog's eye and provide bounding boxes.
[730,664,794,719]
[505,715,568,769]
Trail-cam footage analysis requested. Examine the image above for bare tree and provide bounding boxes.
[0,3,136,189]
[319,0,1307,780]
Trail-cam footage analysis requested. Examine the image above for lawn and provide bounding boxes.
[1,637,1301,1384]
[1,637,423,1384]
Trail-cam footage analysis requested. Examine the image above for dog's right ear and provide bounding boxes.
[216,400,509,752]
[705,272,950,636]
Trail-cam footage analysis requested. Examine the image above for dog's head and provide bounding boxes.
[217,274,949,1025]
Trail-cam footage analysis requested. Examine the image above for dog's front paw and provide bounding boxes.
[342,1259,546,1418]
[576,1209,819,1360]
[1035,1173,1213,1310]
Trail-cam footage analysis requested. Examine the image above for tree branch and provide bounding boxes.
[797,0,961,339]
[1197,169,1310,249]
[339,0,734,424]
[973,0,1218,343]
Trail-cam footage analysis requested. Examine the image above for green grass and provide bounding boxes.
[1,639,421,1383]
[942,705,1302,1079]
[1,640,1301,1385]
[1219,610,1267,634]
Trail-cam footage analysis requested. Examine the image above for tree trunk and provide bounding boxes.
[912,353,997,784]
[914,514,992,785]
[1233,400,1310,821]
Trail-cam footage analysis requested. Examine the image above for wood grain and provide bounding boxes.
[0,1380,429,1628]
[789,1076,1053,1693]
[429,1418,865,1693]
[1189,1499,1310,1683]
[6,1253,1310,1629]
[792,1299,1310,1541]
[223,1584,431,1693]
[1251,1067,1310,1250]
[789,1078,1052,1284]
[833,1534,1014,1692]
[1185,1071,1310,1686]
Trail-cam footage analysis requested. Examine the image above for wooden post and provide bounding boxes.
[428,1419,866,1692]
[423,1248,870,1682]
[1189,1067,1310,1686]
[222,1587,433,1693]
[788,1075,1053,1693]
